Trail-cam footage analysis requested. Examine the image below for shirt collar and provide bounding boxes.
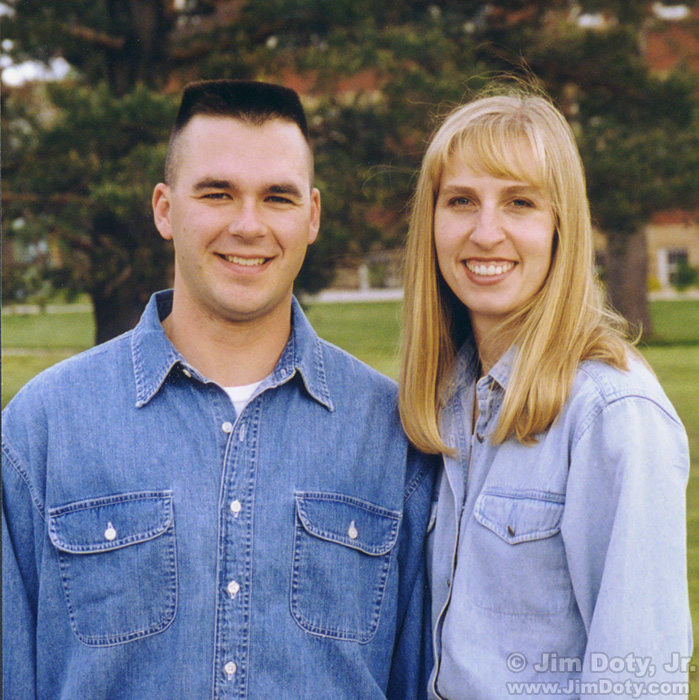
[453,337,518,393]
[486,344,517,392]
[131,291,333,411]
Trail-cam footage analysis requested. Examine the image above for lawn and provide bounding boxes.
[3,298,699,691]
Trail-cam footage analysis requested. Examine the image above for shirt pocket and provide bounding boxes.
[290,491,401,643]
[467,489,571,616]
[48,490,177,647]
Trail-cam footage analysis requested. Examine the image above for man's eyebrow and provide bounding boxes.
[192,178,233,191]
[190,179,305,198]
[268,183,304,198]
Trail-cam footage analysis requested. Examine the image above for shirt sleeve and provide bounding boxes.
[3,438,42,700]
[561,394,692,696]
[386,447,436,700]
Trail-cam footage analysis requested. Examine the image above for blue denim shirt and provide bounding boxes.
[3,291,435,700]
[429,342,692,700]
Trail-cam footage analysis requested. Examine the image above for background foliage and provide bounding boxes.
[2,0,699,341]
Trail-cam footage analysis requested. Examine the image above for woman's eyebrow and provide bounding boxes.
[439,184,477,196]
[503,184,547,197]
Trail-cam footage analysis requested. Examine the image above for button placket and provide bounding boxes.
[214,405,254,697]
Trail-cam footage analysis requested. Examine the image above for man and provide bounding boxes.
[3,80,434,699]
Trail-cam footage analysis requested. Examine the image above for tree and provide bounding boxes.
[4,0,487,340]
[2,82,177,341]
[4,0,698,342]
[453,2,699,336]
[526,22,699,337]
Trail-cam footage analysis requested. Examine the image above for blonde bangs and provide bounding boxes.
[449,124,549,195]
[400,87,633,453]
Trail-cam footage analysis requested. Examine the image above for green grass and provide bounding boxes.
[1,310,95,350]
[2,298,699,692]
[305,301,403,378]
[648,299,699,345]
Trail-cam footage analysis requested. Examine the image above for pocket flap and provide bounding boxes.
[295,492,400,556]
[48,490,173,554]
[474,490,564,545]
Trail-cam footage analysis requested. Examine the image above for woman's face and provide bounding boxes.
[434,156,556,345]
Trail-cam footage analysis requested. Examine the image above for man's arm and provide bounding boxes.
[386,447,436,700]
[3,438,42,700]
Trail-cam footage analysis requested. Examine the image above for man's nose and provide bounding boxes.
[228,201,265,238]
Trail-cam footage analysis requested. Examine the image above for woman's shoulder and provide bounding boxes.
[569,350,682,428]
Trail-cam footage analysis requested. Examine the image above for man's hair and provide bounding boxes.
[164,79,310,185]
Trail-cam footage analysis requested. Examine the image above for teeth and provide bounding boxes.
[224,255,266,266]
[466,261,515,276]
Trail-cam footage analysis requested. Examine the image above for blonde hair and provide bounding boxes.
[400,87,632,454]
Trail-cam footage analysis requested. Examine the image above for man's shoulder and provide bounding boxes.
[315,336,397,395]
[5,330,134,413]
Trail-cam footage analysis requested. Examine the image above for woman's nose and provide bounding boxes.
[469,206,506,249]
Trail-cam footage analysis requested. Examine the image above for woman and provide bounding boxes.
[400,87,692,699]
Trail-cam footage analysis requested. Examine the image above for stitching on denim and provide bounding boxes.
[295,492,400,555]
[289,513,391,643]
[573,390,685,455]
[2,438,46,520]
[49,491,173,553]
[58,518,178,647]
[402,453,433,504]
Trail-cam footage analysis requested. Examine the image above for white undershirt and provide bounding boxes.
[223,380,263,416]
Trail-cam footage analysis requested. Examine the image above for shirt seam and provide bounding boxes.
[403,457,432,505]
[572,392,685,459]
[2,438,46,521]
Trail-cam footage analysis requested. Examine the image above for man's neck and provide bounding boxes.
[162,299,292,387]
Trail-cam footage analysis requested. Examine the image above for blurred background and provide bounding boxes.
[2,0,699,687]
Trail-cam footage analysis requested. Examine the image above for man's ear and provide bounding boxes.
[152,183,173,241]
[308,187,321,245]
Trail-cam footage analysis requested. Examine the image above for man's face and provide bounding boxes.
[153,115,320,328]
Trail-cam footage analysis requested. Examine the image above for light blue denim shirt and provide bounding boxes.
[3,291,435,700]
[428,342,692,700]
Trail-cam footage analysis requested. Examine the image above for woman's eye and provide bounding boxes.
[511,198,533,208]
[449,197,472,207]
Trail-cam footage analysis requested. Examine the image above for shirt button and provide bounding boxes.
[507,525,516,537]
[230,500,242,516]
[104,523,117,541]
[182,368,192,378]
[348,520,358,540]
[476,433,484,443]
[224,661,237,680]
[222,421,233,434]
[227,580,240,598]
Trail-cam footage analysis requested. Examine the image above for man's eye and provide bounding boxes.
[267,195,294,204]
[201,192,230,200]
